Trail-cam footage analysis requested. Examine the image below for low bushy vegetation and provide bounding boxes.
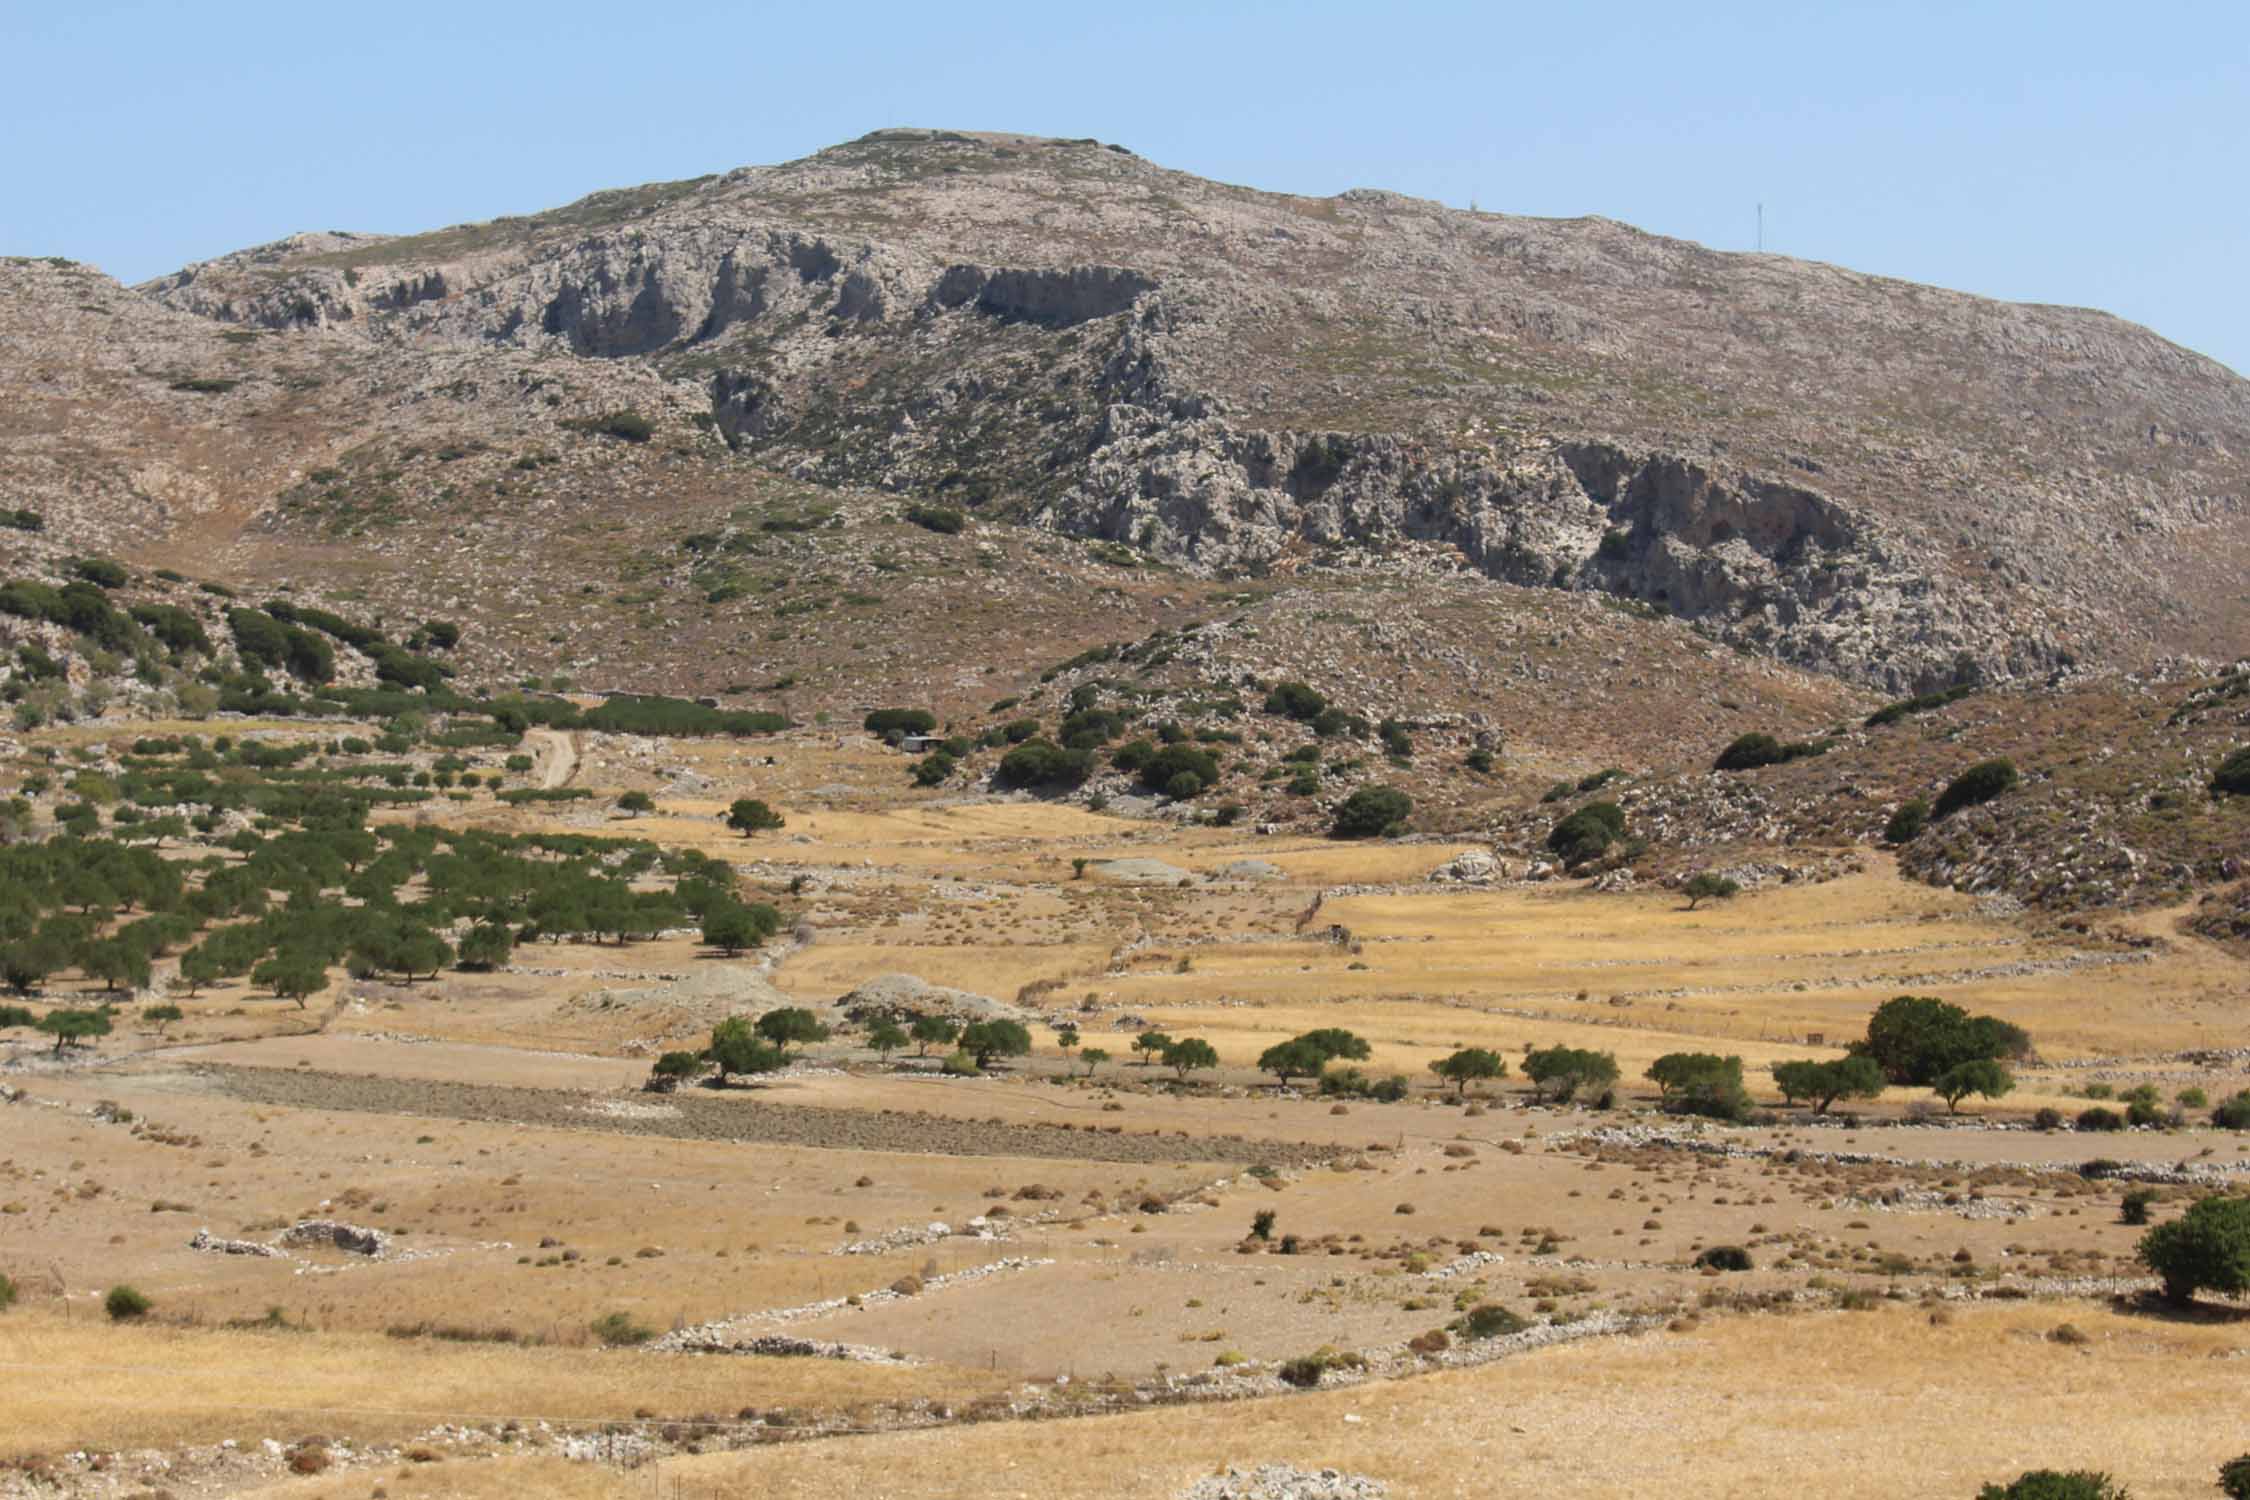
[1866,683,1976,728]
[2138,1194,2250,1304]
[1546,800,1625,866]
[1332,784,1411,839]
[1933,758,2019,818]
[1713,732,1829,771]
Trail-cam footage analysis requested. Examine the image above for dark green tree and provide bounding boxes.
[1934,1057,2015,1113]
[707,1015,784,1086]
[1770,1056,1887,1113]
[1934,758,2019,819]
[2137,1194,2250,1305]
[1162,1036,1219,1080]
[1331,785,1412,839]
[959,1018,1032,1069]
[1430,1047,1506,1098]
[909,1015,959,1057]
[755,1007,830,1060]
[1258,1038,1330,1088]
[37,1006,113,1055]
[724,798,784,836]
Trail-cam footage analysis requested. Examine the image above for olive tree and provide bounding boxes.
[2138,1194,2250,1305]
[1430,1047,1506,1098]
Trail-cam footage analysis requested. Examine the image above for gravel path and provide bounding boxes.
[188,1064,1333,1166]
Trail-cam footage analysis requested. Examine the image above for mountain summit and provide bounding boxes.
[17,128,2250,688]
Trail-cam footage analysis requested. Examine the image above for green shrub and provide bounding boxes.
[105,1284,152,1321]
[1140,744,1220,795]
[1263,681,1327,722]
[903,503,966,534]
[1523,1045,1619,1103]
[1332,785,1411,839]
[1464,747,1494,774]
[1865,683,1976,728]
[1713,733,1784,771]
[2120,1189,2156,1226]
[2213,1092,2250,1130]
[1450,1303,1528,1340]
[1934,758,2018,818]
[2212,747,2250,798]
[1974,1472,2129,1500]
[2,507,42,533]
[2138,1193,2250,1304]
[2075,1106,2124,1132]
[1546,801,1624,865]
[1694,1245,1753,1272]
[564,410,652,442]
[1884,798,1931,844]
[1277,1355,1327,1388]
[74,557,130,589]
[2219,1453,2250,1500]
[589,1311,655,1346]
[997,740,1093,790]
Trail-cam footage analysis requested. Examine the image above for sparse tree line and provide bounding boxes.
[866,679,1417,839]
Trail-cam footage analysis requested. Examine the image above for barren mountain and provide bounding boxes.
[117,126,2250,690]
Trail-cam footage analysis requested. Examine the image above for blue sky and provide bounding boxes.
[5,1,2244,373]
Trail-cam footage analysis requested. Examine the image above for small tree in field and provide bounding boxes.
[1523,1045,1619,1104]
[1771,1056,1886,1113]
[37,1007,113,1055]
[702,904,775,956]
[1258,1038,1329,1088]
[1079,1046,1109,1078]
[725,798,784,836]
[1682,872,1740,910]
[959,1019,1032,1069]
[910,1015,959,1057]
[104,1285,151,1321]
[2138,1194,2250,1305]
[1934,1057,2014,1113]
[1134,1029,1174,1067]
[1163,1036,1218,1080]
[707,1015,783,1086]
[1430,1047,1505,1098]
[755,1007,830,1060]
[868,1019,907,1059]
[253,951,329,1009]
[616,790,655,818]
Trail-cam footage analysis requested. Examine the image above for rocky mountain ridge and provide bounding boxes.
[135,128,2250,689]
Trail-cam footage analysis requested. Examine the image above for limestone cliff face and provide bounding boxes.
[136,128,2250,689]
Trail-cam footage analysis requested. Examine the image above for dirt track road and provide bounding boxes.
[527,728,579,789]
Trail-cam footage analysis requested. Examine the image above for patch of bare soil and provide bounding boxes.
[187,1063,1334,1166]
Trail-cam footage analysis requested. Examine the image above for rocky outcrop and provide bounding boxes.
[280,1219,388,1256]
[118,127,2250,687]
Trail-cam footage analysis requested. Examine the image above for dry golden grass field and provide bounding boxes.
[3,724,2247,1499]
